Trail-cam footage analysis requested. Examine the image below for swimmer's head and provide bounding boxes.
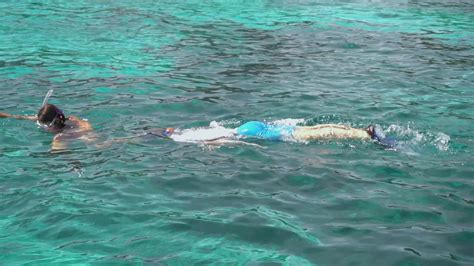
[37,104,67,129]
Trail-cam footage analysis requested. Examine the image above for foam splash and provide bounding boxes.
[171,122,236,143]
[209,119,241,128]
[270,118,305,126]
[385,124,450,152]
[432,132,451,152]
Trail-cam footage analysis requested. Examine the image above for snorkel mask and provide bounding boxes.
[37,90,66,130]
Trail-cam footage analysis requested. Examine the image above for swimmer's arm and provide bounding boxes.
[51,134,68,152]
[94,134,147,149]
[0,112,36,121]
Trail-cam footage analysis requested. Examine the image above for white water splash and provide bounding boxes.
[209,119,241,128]
[171,123,236,143]
[387,124,424,143]
[270,118,305,126]
[433,132,450,151]
[386,124,450,152]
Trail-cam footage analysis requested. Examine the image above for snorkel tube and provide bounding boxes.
[42,89,54,108]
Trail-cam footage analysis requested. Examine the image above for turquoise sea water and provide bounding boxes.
[1,0,473,265]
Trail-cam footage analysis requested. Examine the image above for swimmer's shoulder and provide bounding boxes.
[67,116,92,131]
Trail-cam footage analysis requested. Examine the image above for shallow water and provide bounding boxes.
[1,0,473,265]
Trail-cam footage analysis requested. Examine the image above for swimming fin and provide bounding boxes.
[146,128,172,139]
[367,125,397,148]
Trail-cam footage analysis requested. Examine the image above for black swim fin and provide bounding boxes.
[146,128,171,139]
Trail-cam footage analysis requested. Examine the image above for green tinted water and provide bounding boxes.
[1,0,473,265]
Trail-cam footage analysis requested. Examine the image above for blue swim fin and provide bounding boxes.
[367,125,397,148]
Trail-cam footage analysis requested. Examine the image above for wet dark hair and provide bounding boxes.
[37,104,66,128]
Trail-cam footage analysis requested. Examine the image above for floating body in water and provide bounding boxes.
[0,90,395,150]
[0,90,95,151]
[145,121,396,148]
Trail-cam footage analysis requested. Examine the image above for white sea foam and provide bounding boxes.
[271,118,305,126]
[170,124,236,143]
[434,132,450,151]
[386,124,450,152]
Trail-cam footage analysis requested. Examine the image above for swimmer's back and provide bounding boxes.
[53,116,94,144]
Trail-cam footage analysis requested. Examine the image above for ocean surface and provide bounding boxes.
[0,0,473,265]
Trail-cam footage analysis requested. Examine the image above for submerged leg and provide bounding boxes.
[293,124,370,140]
[201,139,266,148]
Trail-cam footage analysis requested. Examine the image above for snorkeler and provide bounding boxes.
[146,121,396,148]
[0,90,94,151]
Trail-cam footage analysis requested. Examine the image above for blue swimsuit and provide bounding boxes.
[236,121,295,141]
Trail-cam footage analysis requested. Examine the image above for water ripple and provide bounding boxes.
[1,0,473,264]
